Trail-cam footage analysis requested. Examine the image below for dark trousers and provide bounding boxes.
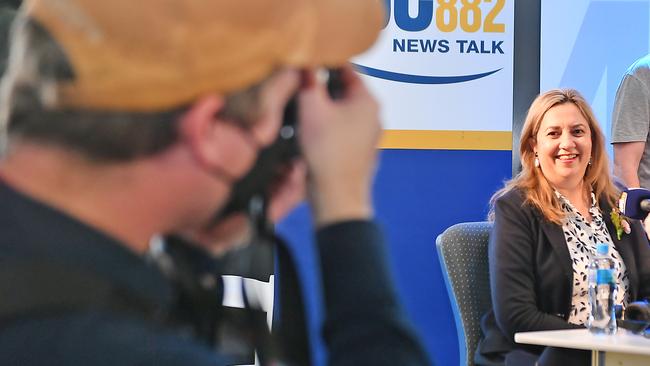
[505,347,590,366]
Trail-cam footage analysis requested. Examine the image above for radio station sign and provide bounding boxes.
[355,0,515,149]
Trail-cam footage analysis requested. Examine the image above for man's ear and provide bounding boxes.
[177,95,228,169]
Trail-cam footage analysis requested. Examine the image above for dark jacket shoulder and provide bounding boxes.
[492,187,542,230]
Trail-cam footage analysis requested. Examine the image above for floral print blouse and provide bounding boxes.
[556,191,630,325]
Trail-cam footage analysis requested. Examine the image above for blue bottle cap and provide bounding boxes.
[596,242,609,255]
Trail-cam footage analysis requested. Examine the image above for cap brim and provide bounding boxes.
[26,0,385,111]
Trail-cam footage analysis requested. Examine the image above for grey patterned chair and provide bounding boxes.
[436,221,493,366]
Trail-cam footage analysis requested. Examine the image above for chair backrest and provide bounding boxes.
[435,221,493,366]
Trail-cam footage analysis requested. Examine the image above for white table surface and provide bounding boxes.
[514,328,650,355]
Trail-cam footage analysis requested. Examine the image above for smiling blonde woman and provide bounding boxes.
[475,89,650,366]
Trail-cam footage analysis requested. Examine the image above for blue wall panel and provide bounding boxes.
[277,148,512,365]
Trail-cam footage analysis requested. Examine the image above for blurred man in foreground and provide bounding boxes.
[0,0,430,365]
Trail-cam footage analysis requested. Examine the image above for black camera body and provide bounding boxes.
[215,69,345,221]
[617,300,650,335]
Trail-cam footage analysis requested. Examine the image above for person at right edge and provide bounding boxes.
[611,54,650,236]
[0,1,431,366]
[611,54,650,190]
[475,89,650,366]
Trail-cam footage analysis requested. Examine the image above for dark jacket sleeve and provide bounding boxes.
[490,193,581,342]
[316,220,432,366]
[610,181,650,301]
[629,218,650,301]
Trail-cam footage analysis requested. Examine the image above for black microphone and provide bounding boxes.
[619,188,650,219]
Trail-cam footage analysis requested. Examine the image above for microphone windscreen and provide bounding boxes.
[619,188,650,219]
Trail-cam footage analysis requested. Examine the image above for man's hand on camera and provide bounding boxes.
[298,64,381,227]
[267,159,307,221]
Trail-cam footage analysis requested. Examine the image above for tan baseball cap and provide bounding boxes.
[24,0,384,111]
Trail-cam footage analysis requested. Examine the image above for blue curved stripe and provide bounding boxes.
[352,63,502,84]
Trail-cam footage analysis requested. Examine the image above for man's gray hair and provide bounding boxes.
[0,12,267,161]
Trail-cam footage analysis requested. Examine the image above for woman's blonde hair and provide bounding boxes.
[489,89,619,224]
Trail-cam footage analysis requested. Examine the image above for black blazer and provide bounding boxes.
[475,188,650,365]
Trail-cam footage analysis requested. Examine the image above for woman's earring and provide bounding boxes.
[588,157,592,166]
[534,153,540,168]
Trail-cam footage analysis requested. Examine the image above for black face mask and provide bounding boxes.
[210,95,300,231]
[210,69,345,234]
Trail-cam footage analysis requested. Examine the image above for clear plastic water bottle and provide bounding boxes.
[587,242,617,334]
